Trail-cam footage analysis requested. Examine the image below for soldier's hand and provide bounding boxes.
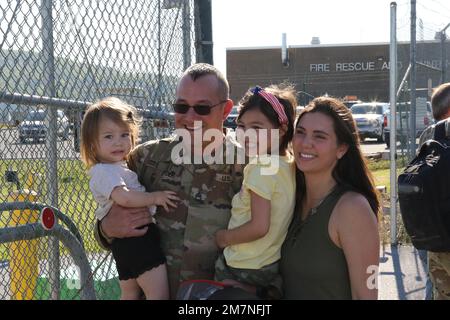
[101,203,151,238]
[151,190,180,212]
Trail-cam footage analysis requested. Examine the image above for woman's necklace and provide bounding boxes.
[304,184,338,219]
[291,184,339,244]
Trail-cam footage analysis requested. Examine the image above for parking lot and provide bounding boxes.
[0,127,78,160]
[1,126,392,161]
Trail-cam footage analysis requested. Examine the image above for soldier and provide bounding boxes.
[94,63,244,298]
[417,82,450,300]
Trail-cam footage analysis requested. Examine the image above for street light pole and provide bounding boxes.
[441,23,450,83]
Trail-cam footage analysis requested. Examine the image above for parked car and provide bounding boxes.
[350,102,389,142]
[18,109,70,143]
[383,98,433,148]
[223,106,239,130]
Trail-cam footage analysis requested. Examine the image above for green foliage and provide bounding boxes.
[367,156,408,171]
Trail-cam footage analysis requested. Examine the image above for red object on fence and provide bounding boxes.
[40,207,55,230]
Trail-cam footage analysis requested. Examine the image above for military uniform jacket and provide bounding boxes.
[125,135,243,298]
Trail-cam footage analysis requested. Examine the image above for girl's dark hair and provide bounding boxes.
[296,96,380,217]
[237,83,296,153]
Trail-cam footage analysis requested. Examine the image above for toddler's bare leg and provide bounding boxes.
[136,263,169,300]
[120,278,142,300]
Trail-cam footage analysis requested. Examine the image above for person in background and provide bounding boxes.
[417,82,450,300]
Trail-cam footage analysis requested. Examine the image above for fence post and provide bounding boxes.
[194,0,213,64]
[41,0,60,300]
[390,2,398,245]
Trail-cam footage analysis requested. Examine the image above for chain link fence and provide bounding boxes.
[0,0,199,300]
[385,1,450,244]
[391,1,450,166]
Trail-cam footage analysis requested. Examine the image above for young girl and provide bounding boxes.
[214,85,296,298]
[80,97,179,300]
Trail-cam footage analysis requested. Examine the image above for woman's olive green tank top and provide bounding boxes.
[280,184,352,300]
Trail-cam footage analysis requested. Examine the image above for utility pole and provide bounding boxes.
[409,0,417,160]
[441,23,450,83]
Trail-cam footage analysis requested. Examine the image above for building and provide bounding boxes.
[226,40,450,105]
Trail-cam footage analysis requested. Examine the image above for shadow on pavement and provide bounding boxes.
[379,244,432,300]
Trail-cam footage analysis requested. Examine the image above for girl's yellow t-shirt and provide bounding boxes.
[223,154,296,269]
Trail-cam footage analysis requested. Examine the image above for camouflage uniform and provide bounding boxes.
[429,252,450,299]
[417,118,450,300]
[214,254,282,298]
[95,134,244,299]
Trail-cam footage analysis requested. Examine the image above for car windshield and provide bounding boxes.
[351,105,383,115]
[24,111,46,121]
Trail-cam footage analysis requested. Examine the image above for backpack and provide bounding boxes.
[398,119,450,252]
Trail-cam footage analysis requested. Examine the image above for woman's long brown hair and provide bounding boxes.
[295,97,380,217]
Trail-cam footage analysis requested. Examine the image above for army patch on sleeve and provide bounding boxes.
[215,173,232,183]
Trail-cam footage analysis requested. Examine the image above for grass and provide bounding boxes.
[367,156,409,193]
[371,168,405,193]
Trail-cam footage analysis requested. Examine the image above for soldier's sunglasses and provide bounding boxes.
[172,100,227,116]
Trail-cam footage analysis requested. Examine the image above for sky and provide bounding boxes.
[211,0,450,75]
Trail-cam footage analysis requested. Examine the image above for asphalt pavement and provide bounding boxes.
[378,244,430,300]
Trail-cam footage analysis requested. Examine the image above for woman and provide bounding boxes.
[280,96,380,300]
